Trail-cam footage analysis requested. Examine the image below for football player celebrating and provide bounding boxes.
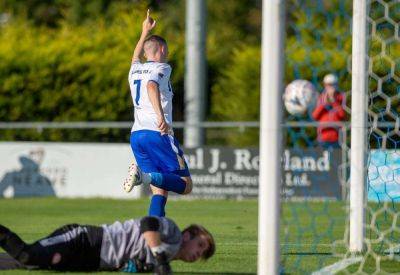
[124,10,192,217]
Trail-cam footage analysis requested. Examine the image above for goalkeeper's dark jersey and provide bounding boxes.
[99,217,182,270]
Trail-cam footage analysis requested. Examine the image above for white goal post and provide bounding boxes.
[258,0,286,274]
[349,0,368,253]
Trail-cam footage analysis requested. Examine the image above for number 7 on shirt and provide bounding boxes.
[134,79,141,105]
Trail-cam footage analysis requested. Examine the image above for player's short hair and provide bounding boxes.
[182,224,215,260]
[144,35,168,50]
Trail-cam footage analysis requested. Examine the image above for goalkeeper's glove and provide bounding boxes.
[154,261,171,275]
[151,246,172,275]
[123,259,154,273]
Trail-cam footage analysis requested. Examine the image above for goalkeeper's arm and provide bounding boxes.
[140,217,172,275]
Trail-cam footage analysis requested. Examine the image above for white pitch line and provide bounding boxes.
[384,244,400,254]
[384,244,400,261]
[218,242,333,247]
[311,257,363,275]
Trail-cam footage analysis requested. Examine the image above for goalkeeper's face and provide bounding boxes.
[180,233,209,262]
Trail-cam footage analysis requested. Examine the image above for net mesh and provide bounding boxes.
[282,0,351,272]
[282,0,400,273]
[354,0,400,273]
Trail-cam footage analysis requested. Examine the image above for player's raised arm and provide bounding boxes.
[132,9,156,63]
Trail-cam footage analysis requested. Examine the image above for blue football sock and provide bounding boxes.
[148,195,167,217]
[150,173,186,194]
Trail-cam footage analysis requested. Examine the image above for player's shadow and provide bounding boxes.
[0,156,55,198]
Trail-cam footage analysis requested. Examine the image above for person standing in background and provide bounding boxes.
[312,74,346,149]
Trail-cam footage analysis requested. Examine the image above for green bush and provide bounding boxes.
[0,0,398,146]
[0,5,185,142]
[0,0,262,143]
[0,16,136,140]
[210,46,260,146]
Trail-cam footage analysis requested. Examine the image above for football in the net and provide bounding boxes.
[283,79,317,115]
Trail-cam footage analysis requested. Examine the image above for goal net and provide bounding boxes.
[278,0,400,273]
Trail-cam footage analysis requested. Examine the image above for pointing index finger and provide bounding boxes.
[147,9,150,19]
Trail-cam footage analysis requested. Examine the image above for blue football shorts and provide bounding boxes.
[130,130,190,177]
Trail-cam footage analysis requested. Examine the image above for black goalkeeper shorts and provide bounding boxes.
[24,223,103,271]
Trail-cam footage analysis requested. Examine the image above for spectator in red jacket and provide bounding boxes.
[312,74,346,149]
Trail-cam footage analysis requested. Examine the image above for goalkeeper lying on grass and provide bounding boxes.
[0,216,215,274]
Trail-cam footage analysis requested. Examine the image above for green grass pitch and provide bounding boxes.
[0,198,400,274]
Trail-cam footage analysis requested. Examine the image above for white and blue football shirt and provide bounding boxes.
[128,61,173,132]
